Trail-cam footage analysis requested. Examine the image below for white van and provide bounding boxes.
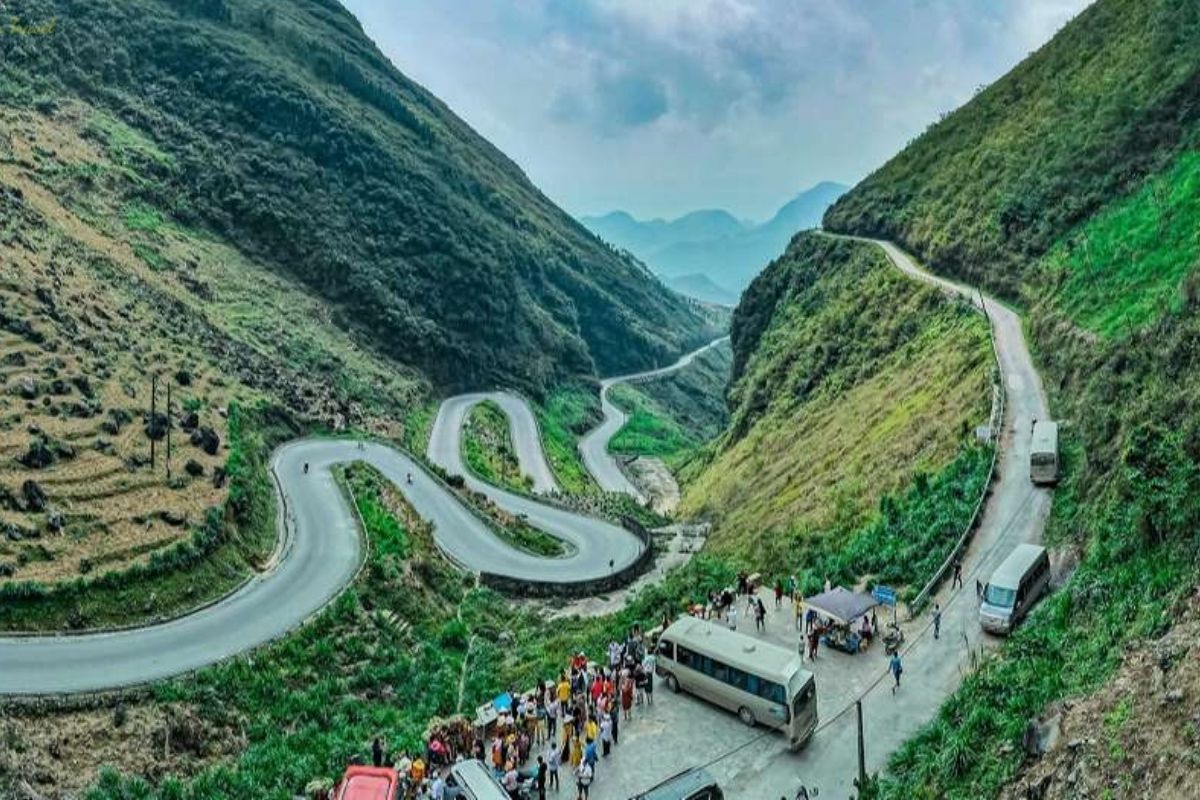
[446,759,511,800]
[980,544,1050,635]
[1030,420,1060,485]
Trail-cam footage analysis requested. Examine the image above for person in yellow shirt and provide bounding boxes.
[410,756,426,784]
[585,717,598,744]
[793,593,804,631]
[557,677,571,704]
[569,734,583,769]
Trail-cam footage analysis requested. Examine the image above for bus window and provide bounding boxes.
[729,668,749,692]
[658,639,674,659]
[712,661,730,684]
[678,646,697,669]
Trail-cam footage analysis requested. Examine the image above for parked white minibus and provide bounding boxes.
[655,617,817,749]
[1030,420,1060,485]
[980,544,1051,635]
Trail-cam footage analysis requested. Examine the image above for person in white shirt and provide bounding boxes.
[575,760,593,799]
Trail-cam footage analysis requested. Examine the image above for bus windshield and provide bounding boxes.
[984,584,1016,609]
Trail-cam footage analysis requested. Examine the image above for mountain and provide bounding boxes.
[665,273,739,307]
[678,233,992,569]
[1,0,715,396]
[826,0,1200,797]
[582,181,848,298]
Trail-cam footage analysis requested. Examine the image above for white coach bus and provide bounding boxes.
[654,617,817,749]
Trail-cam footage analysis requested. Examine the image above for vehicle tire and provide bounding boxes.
[665,673,680,694]
[738,706,756,727]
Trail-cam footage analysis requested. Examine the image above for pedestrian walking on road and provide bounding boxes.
[952,556,963,589]
[728,606,738,630]
[574,760,593,800]
[536,755,548,800]
[755,598,767,632]
[807,628,820,660]
[976,578,984,600]
[774,580,784,608]
[889,652,903,693]
[933,604,942,640]
[599,713,613,757]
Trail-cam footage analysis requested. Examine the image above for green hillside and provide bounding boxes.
[828,0,1200,796]
[825,0,1200,307]
[1,0,714,395]
[680,234,993,572]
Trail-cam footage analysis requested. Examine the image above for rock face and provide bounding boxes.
[190,426,220,456]
[21,479,47,512]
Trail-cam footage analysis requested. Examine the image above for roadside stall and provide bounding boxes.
[804,586,879,654]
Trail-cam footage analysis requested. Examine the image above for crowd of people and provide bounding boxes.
[354,625,658,800]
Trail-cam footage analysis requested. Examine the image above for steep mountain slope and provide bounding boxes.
[826,1,1200,797]
[2,0,714,395]
[679,233,993,572]
[584,182,848,296]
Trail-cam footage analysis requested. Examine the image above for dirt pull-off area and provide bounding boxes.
[1003,590,1200,800]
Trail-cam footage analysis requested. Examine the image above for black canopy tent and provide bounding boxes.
[803,586,878,625]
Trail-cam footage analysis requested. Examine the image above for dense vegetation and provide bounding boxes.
[535,388,602,494]
[827,0,1200,796]
[1,0,714,395]
[461,400,533,494]
[681,234,993,568]
[608,343,732,469]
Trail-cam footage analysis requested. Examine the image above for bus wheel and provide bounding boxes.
[665,674,680,694]
[738,707,756,727]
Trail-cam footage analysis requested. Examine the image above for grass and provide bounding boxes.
[461,400,533,494]
[122,201,164,232]
[1046,149,1200,336]
[535,387,601,494]
[681,236,993,569]
[607,383,699,466]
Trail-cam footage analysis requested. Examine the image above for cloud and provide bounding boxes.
[342,0,1093,220]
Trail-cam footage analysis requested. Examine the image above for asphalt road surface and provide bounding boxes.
[578,337,731,501]
[427,391,559,494]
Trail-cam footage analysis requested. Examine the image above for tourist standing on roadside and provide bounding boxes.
[889,652,903,692]
[728,605,739,630]
[774,580,784,608]
[952,556,963,589]
[547,741,561,792]
[755,597,768,631]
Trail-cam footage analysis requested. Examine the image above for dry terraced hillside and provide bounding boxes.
[0,99,426,621]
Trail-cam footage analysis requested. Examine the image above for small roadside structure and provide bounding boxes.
[805,586,879,654]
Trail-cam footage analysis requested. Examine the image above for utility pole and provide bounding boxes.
[165,380,172,480]
[150,374,157,470]
[856,699,867,792]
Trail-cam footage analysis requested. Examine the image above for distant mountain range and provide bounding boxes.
[582,182,849,304]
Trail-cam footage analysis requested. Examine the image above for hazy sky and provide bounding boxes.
[343,0,1091,222]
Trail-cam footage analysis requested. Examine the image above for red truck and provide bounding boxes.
[334,766,400,800]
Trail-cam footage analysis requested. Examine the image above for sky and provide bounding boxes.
[342,0,1092,222]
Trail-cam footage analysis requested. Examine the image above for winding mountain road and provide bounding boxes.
[592,237,1054,800]
[578,336,731,501]
[0,341,722,694]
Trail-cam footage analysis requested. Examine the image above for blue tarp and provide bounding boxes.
[493,693,513,712]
